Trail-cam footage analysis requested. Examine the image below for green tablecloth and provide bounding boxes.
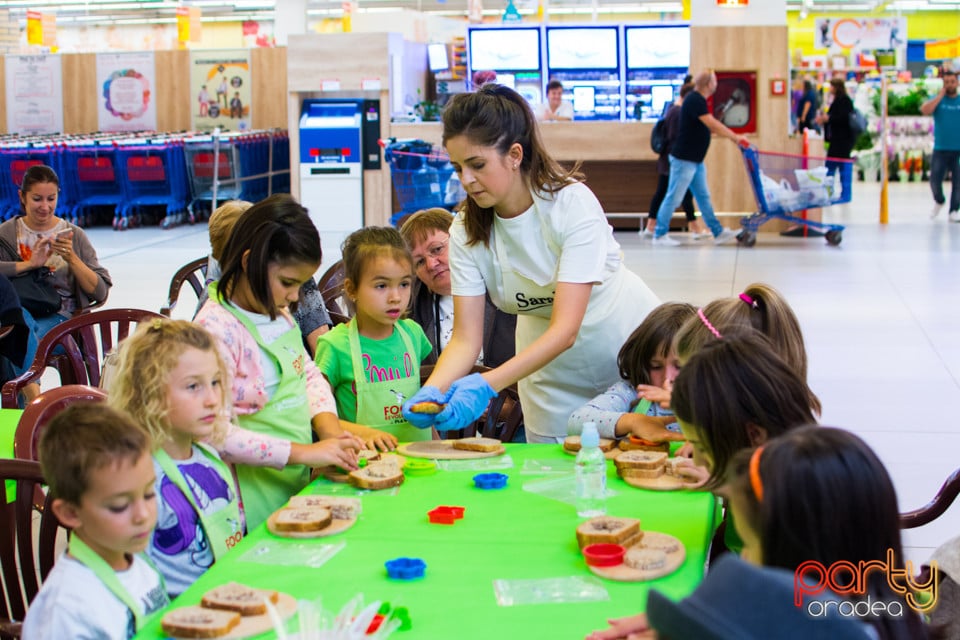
[135,444,717,639]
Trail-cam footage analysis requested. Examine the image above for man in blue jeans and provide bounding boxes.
[653,70,749,247]
[921,70,960,221]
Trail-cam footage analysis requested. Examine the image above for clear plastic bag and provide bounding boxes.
[435,455,514,472]
[521,474,617,507]
[308,484,400,497]
[520,458,577,475]
[493,576,610,606]
[238,540,345,569]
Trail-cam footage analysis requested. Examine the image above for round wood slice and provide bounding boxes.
[620,472,702,492]
[587,532,686,582]
[562,446,622,460]
[396,440,505,460]
[266,512,356,539]
[168,592,297,640]
[317,467,350,483]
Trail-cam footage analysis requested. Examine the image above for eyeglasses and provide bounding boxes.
[413,239,448,271]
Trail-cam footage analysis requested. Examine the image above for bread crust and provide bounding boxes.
[451,437,503,453]
[618,438,671,453]
[615,451,668,470]
[273,507,332,532]
[201,582,280,616]
[409,401,444,414]
[348,461,404,489]
[575,516,642,549]
[287,495,361,520]
[161,606,242,638]
[563,435,615,453]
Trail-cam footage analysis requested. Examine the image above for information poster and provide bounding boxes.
[96,51,157,132]
[815,17,906,54]
[190,50,252,132]
[4,55,63,135]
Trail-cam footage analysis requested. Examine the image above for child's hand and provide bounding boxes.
[675,442,694,459]
[362,429,398,452]
[628,418,686,444]
[636,384,671,409]
[300,436,360,470]
[585,613,652,640]
[670,457,709,488]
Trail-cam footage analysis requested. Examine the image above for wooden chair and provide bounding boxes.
[318,260,350,319]
[160,256,208,317]
[898,466,960,590]
[419,365,524,442]
[14,385,108,463]
[0,459,65,638]
[1,308,164,409]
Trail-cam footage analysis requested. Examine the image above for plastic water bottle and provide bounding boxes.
[575,422,607,517]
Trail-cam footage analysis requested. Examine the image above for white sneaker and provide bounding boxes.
[638,228,654,240]
[932,202,945,219]
[652,234,681,247]
[950,211,960,223]
[690,231,711,240]
[713,228,739,245]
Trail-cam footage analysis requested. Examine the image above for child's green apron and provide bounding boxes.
[67,535,167,633]
[348,320,429,443]
[214,287,313,530]
[153,443,243,559]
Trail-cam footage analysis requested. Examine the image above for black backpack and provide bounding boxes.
[650,117,667,154]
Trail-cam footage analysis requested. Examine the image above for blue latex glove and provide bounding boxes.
[434,373,497,433]
[402,385,448,429]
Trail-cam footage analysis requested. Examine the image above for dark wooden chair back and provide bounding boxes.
[1,308,164,409]
[418,365,523,442]
[0,459,64,638]
[15,385,108,463]
[900,467,960,529]
[160,256,208,317]
[318,260,351,319]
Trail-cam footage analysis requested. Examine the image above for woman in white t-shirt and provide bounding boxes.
[401,84,660,442]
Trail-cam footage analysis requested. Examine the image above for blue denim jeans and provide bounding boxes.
[654,156,723,238]
[825,159,853,204]
[930,150,960,213]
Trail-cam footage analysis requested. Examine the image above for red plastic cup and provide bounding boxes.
[582,543,626,567]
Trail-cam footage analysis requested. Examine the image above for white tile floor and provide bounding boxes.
[84,177,959,567]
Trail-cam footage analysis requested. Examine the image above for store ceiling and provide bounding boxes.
[5,0,959,27]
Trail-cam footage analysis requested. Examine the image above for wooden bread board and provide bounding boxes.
[587,532,686,582]
[397,440,505,460]
[620,473,702,491]
[168,592,297,640]
[266,512,356,539]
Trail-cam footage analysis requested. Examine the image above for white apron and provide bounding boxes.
[491,202,659,442]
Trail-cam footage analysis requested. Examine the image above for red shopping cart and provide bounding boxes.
[738,145,849,247]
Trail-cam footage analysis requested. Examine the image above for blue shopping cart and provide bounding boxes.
[0,145,57,221]
[62,141,124,227]
[738,145,849,247]
[382,138,465,224]
[115,139,192,230]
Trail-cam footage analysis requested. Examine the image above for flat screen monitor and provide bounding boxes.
[428,43,449,73]
[650,85,675,115]
[469,28,541,71]
[547,27,619,70]
[626,26,690,69]
[572,86,596,113]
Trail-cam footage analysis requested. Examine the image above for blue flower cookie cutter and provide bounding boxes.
[473,472,508,489]
[385,557,427,580]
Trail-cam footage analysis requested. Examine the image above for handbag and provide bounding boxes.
[0,235,62,317]
[849,109,867,137]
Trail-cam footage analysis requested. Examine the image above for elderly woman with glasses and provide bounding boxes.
[399,208,516,369]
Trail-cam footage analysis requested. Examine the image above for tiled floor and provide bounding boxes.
[86,177,958,567]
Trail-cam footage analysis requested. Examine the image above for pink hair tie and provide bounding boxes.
[697,308,722,340]
[739,293,759,309]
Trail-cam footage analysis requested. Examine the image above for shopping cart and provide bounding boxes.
[0,144,56,221]
[115,139,192,230]
[62,141,123,227]
[738,145,849,247]
[382,138,466,223]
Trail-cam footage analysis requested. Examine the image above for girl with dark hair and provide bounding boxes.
[401,84,660,442]
[315,227,433,450]
[195,194,361,529]
[724,426,932,640]
[671,329,818,490]
[568,302,694,442]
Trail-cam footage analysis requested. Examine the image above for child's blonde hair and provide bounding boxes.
[109,319,231,447]
[674,283,820,413]
[341,227,414,311]
[208,200,252,263]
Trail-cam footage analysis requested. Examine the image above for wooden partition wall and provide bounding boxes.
[0,48,288,135]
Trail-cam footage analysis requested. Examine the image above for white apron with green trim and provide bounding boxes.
[215,286,313,530]
[348,319,430,443]
[153,443,243,560]
[491,201,659,443]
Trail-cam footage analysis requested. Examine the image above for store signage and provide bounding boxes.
[716,0,748,6]
[26,10,42,46]
[926,37,959,61]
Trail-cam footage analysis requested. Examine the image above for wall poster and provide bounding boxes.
[190,49,252,132]
[5,54,63,135]
[96,51,157,132]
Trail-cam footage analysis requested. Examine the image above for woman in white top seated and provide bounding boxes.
[402,84,659,442]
